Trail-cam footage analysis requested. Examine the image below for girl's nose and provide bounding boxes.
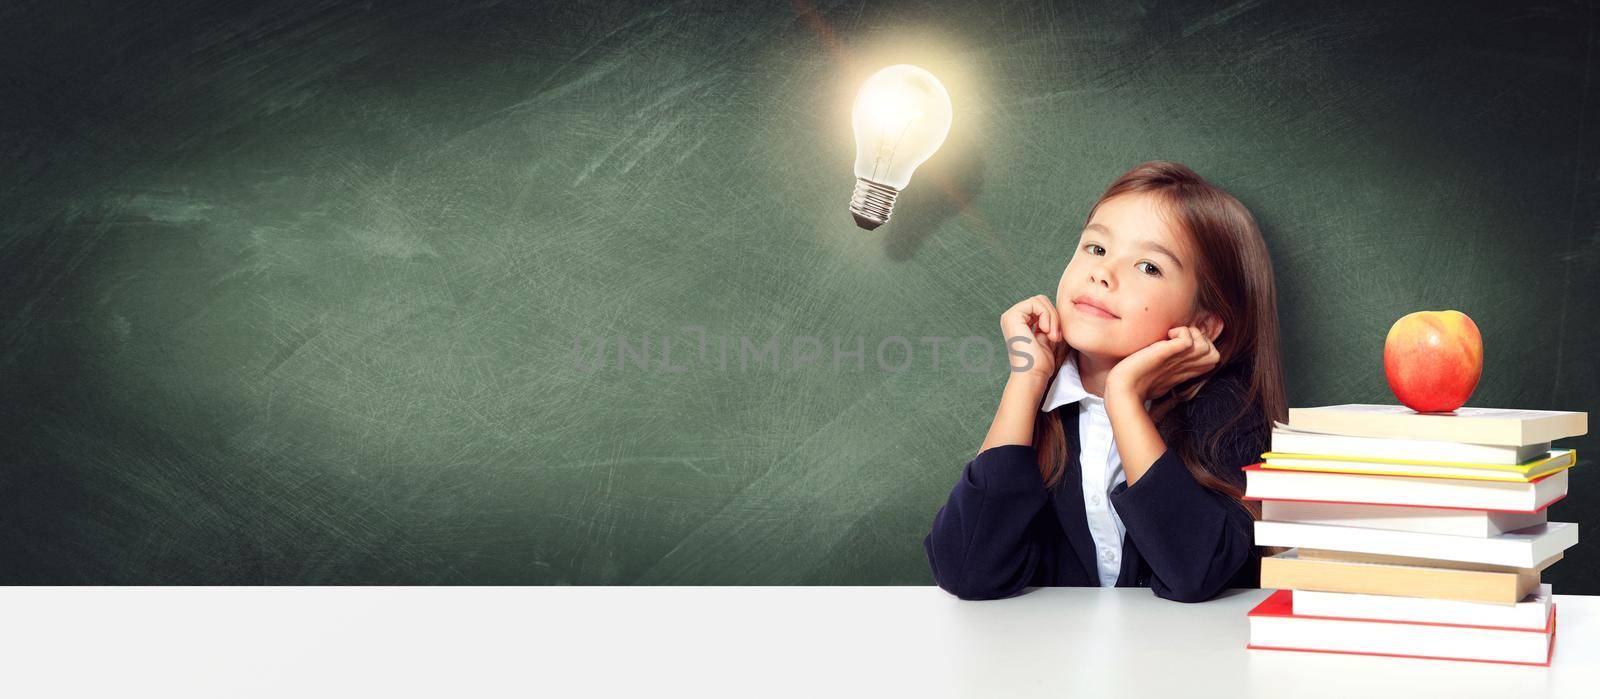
[1089,266,1114,290]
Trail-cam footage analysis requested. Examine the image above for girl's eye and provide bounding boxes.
[1081,243,1171,278]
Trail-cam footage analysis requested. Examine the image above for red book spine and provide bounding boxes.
[1246,590,1558,666]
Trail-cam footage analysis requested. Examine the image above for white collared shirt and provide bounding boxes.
[1039,351,1152,587]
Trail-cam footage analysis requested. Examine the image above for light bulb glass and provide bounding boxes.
[848,64,952,229]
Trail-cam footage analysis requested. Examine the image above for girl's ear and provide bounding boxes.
[1199,313,1224,343]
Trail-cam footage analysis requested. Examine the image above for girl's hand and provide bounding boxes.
[1000,295,1066,387]
[1106,325,1221,403]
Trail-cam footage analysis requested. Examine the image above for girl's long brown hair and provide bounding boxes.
[1034,161,1288,525]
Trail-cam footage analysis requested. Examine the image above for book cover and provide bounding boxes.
[1260,549,1540,604]
[1260,448,1574,482]
[1286,404,1586,446]
[1253,520,1578,568]
[1261,499,1548,537]
[1292,584,1553,630]
[1296,548,1564,572]
[1242,465,1568,512]
[1247,589,1557,666]
[1271,422,1548,465]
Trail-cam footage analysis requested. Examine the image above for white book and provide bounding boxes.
[1252,520,1578,568]
[1243,465,1567,512]
[1286,404,1587,447]
[1293,584,1553,630]
[1270,422,1548,465]
[1261,499,1548,537]
[1248,590,1555,665]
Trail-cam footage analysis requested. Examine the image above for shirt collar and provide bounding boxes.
[1039,351,1153,413]
[1040,350,1092,413]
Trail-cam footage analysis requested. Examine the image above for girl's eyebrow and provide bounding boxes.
[1083,223,1185,271]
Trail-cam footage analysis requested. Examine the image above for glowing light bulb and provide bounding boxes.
[848,64,953,230]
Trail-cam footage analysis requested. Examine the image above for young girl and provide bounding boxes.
[923,161,1287,602]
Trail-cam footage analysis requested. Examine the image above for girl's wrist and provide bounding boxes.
[1104,378,1145,408]
[1005,372,1050,396]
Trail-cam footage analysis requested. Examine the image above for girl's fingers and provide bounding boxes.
[1183,334,1220,377]
[1172,327,1211,376]
[1138,326,1221,399]
[1162,334,1191,359]
[1184,327,1213,366]
[1175,327,1195,355]
[1027,295,1050,334]
[1005,297,1048,338]
[1021,295,1060,342]
[1198,332,1218,367]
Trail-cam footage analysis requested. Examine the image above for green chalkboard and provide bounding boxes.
[2,0,1596,590]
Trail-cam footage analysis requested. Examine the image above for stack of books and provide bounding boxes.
[1243,404,1587,666]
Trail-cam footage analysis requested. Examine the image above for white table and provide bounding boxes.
[2,586,1594,697]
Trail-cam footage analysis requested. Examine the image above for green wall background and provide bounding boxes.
[3,0,1597,589]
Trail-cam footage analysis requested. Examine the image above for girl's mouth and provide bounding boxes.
[1073,302,1120,320]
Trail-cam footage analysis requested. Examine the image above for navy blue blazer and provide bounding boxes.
[923,366,1268,603]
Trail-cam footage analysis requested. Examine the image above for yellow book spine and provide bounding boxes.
[1258,448,1574,473]
[1258,461,1576,482]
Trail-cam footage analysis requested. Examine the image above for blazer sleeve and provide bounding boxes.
[922,444,1051,601]
[1108,424,1263,603]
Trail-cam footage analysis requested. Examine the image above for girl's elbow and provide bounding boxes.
[937,579,989,600]
[1153,581,1223,604]
[925,534,976,599]
[926,550,1027,600]
[928,559,1011,600]
[1152,545,1250,603]
[944,579,1022,601]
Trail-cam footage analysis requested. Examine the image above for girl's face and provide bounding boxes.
[1054,192,1218,360]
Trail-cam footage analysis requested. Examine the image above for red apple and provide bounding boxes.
[1383,310,1483,413]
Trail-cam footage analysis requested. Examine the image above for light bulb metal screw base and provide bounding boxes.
[849,178,899,230]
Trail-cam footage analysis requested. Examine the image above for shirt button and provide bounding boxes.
[1101,549,1115,561]
[1090,494,1102,505]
